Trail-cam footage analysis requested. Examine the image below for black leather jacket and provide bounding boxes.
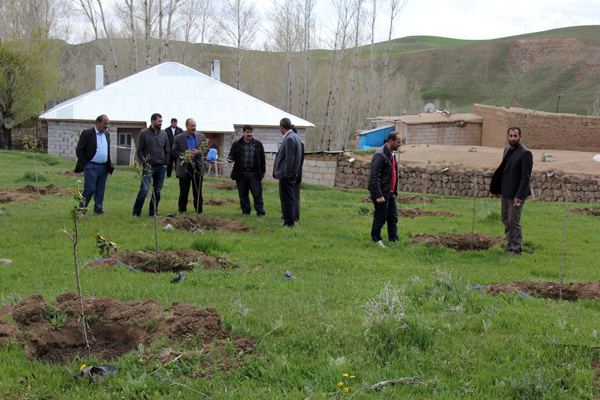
[368,145,398,198]
[228,137,266,181]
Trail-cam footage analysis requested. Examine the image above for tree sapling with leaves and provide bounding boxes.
[22,135,40,195]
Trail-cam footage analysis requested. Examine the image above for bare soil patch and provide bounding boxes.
[0,292,257,365]
[2,183,71,197]
[360,195,436,204]
[398,208,459,218]
[55,170,82,177]
[158,215,250,233]
[206,181,265,191]
[411,232,504,251]
[86,249,239,272]
[0,192,39,204]
[193,198,240,206]
[486,280,600,301]
[570,207,600,216]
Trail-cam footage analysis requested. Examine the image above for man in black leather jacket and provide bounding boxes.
[227,125,266,217]
[368,131,402,247]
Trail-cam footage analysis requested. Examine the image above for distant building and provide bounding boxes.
[39,62,313,171]
[372,112,483,147]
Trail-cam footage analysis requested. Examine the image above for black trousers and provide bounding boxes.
[279,176,297,227]
[371,193,399,242]
[237,170,265,215]
[167,153,176,177]
[178,163,203,213]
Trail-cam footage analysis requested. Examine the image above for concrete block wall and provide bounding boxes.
[397,122,482,146]
[265,152,338,187]
[47,120,119,162]
[475,104,600,151]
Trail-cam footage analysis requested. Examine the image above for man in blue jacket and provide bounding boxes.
[368,131,402,248]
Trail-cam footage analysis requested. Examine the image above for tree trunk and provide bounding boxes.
[0,126,12,150]
[96,0,119,80]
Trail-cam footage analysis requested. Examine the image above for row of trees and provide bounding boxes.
[0,0,426,151]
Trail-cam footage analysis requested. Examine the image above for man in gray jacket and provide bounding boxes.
[132,113,170,217]
[273,118,303,227]
[172,118,207,214]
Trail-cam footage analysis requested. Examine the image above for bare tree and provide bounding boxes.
[179,0,217,66]
[160,0,182,61]
[339,0,365,149]
[320,0,355,151]
[139,0,159,68]
[73,0,110,83]
[364,0,378,127]
[121,0,139,72]
[96,0,119,80]
[220,0,259,90]
[267,0,301,113]
[299,0,317,120]
[375,0,408,117]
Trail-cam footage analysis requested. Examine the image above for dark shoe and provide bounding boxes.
[94,211,104,215]
[258,214,265,218]
[243,213,250,216]
[149,214,161,217]
[177,211,185,215]
[132,214,140,218]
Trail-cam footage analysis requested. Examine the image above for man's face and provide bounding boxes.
[279,125,287,135]
[96,116,109,133]
[171,121,177,128]
[389,136,402,151]
[243,129,253,142]
[508,129,521,147]
[152,117,163,131]
[186,119,196,134]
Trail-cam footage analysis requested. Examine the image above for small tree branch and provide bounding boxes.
[370,376,433,390]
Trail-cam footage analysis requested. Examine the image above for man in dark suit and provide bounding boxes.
[227,124,266,217]
[172,118,207,214]
[273,118,303,227]
[279,125,304,221]
[490,126,533,255]
[74,114,114,215]
[165,118,183,178]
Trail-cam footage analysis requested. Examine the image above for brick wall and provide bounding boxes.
[265,152,338,186]
[475,104,600,151]
[396,122,482,146]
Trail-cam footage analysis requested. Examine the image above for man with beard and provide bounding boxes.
[132,113,170,217]
[368,131,402,248]
[490,126,533,255]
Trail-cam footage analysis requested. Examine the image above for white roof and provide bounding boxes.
[40,62,314,132]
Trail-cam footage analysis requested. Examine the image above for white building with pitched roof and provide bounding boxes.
[40,62,313,167]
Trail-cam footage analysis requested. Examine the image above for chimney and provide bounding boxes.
[211,60,220,81]
[95,65,104,90]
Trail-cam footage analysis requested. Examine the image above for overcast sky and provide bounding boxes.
[252,0,599,42]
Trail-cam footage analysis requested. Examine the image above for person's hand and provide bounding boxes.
[262,174,265,178]
[376,197,385,203]
[191,149,199,157]
[227,157,233,163]
[513,198,523,207]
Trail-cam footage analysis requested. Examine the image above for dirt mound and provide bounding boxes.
[206,180,266,191]
[398,208,459,218]
[411,232,504,251]
[86,249,239,272]
[486,281,600,301]
[193,198,240,206]
[0,192,39,203]
[570,208,600,216]
[56,170,82,176]
[206,181,237,190]
[397,196,436,204]
[360,195,437,204]
[2,183,72,196]
[0,293,257,364]
[159,215,250,233]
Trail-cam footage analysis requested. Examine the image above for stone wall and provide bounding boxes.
[334,155,600,203]
[475,104,600,151]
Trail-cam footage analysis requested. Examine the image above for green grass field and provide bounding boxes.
[1,150,599,399]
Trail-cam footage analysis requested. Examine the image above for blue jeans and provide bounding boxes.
[371,193,399,242]
[133,166,166,216]
[237,171,265,216]
[80,162,108,214]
